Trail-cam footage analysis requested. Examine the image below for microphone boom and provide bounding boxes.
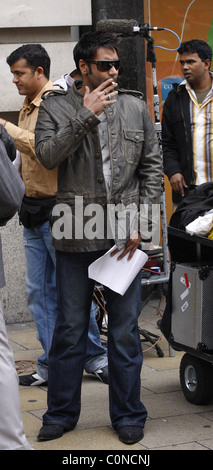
[97,19,138,36]
[96,19,164,37]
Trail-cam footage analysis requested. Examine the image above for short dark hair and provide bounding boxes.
[7,44,50,79]
[73,31,120,72]
[178,39,212,66]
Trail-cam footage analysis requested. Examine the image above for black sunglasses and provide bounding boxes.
[88,60,120,71]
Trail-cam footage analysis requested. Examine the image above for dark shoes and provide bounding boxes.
[19,367,109,386]
[37,423,144,444]
[118,426,144,444]
[19,373,48,386]
[37,424,67,441]
[92,365,109,384]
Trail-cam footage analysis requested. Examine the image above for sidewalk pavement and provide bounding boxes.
[6,294,213,451]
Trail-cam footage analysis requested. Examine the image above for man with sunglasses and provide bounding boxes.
[35,31,162,445]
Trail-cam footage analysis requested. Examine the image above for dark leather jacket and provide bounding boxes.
[162,83,193,204]
[35,81,162,252]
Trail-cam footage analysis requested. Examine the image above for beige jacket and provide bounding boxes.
[4,80,58,199]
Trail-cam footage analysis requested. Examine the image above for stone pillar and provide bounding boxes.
[91,0,146,96]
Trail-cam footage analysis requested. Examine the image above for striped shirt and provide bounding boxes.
[183,74,213,185]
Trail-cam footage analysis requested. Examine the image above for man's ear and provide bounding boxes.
[78,59,89,76]
[36,66,45,78]
[204,58,211,70]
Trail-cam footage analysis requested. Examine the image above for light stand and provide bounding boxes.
[139,31,171,358]
[142,30,170,287]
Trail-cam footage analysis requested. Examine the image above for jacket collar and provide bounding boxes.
[22,80,53,110]
[175,71,213,93]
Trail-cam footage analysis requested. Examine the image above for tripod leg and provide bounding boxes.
[139,328,164,357]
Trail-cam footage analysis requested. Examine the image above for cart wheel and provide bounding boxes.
[180,353,213,405]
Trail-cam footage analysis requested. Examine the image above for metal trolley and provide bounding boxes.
[167,227,213,405]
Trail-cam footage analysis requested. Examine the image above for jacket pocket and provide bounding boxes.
[123,129,144,164]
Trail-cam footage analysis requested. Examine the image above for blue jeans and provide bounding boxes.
[85,301,108,374]
[23,222,107,380]
[43,250,147,430]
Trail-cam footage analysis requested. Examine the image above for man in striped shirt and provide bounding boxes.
[162,39,213,205]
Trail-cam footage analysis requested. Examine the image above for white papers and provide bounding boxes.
[186,210,213,236]
[88,245,148,295]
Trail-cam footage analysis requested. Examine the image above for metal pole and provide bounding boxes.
[146,34,170,283]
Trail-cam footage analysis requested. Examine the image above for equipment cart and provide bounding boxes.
[167,226,213,405]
